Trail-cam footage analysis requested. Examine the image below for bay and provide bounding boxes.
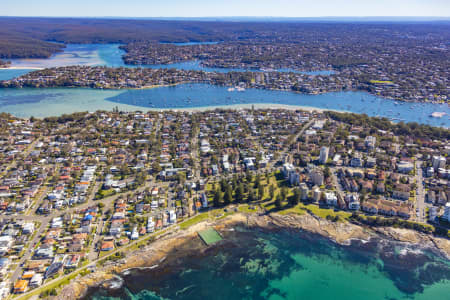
[0,84,447,127]
[0,44,336,77]
[0,69,35,81]
[83,227,450,300]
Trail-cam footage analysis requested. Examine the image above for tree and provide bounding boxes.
[258,184,264,201]
[291,188,301,206]
[254,174,261,189]
[235,183,244,203]
[281,186,288,202]
[269,184,275,200]
[247,189,256,203]
[220,179,227,192]
[275,194,283,209]
[246,171,253,183]
[176,172,186,185]
[324,166,331,179]
[213,188,223,207]
[152,161,161,173]
[224,185,233,205]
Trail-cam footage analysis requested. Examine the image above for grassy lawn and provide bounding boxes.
[238,204,258,213]
[278,206,306,216]
[179,212,210,230]
[302,203,351,220]
[18,269,84,300]
[369,80,394,85]
[97,189,115,199]
[216,211,235,220]
[274,202,351,220]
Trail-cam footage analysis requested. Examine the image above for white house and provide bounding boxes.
[325,192,337,206]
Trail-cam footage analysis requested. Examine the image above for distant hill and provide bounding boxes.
[0,17,448,58]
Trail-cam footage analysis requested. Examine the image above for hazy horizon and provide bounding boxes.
[2,0,449,18]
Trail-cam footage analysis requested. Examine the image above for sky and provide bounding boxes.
[1,0,449,18]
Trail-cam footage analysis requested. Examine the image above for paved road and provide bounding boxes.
[5,116,314,292]
[1,180,159,286]
[9,220,47,285]
[13,215,194,300]
[415,160,426,222]
[267,118,315,170]
[0,137,41,177]
[330,168,345,200]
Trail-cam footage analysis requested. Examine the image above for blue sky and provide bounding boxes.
[2,0,449,17]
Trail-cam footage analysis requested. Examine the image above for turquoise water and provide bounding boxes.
[0,45,448,126]
[0,88,138,118]
[8,44,119,68]
[0,44,126,80]
[0,69,34,81]
[84,227,450,300]
[0,44,336,78]
[0,84,448,126]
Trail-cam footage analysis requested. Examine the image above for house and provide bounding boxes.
[211,164,219,175]
[34,247,53,259]
[397,161,414,173]
[169,210,176,223]
[45,262,62,278]
[0,236,13,254]
[319,146,329,164]
[432,156,446,170]
[309,169,324,186]
[14,280,28,293]
[345,194,360,210]
[324,192,337,206]
[364,136,376,149]
[101,241,114,251]
[64,254,80,269]
[29,274,43,287]
[350,153,363,168]
[427,190,436,203]
[130,227,139,240]
[443,203,450,222]
[0,257,10,276]
[366,157,376,168]
[200,193,208,208]
[429,206,438,223]
[147,217,155,233]
[362,198,411,219]
[393,184,410,200]
[376,182,385,194]
[244,157,256,171]
[300,183,309,201]
[361,200,378,214]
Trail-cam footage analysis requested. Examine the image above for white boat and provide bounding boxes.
[227,87,235,92]
[236,87,246,92]
[430,112,446,118]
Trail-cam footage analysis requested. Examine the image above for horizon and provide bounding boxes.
[0,16,449,23]
[2,0,450,18]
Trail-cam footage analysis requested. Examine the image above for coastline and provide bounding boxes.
[55,211,450,300]
[0,66,43,70]
[151,103,330,113]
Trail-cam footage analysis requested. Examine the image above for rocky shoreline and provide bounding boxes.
[54,212,450,300]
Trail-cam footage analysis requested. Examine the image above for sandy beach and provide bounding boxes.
[0,66,43,70]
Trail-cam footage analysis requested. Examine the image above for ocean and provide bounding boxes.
[83,226,450,300]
